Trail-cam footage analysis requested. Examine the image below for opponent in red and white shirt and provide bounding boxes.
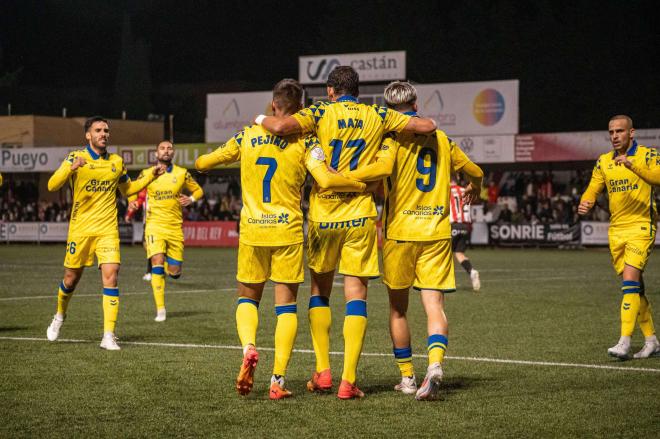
[449,177,480,291]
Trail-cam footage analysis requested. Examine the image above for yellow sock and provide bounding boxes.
[620,281,641,337]
[273,303,298,377]
[236,297,259,348]
[393,347,414,377]
[342,300,367,384]
[638,294,656,337]
[102,287,120,334]
[428,334,448,365]
[151,265,166,311]
[56,281,74,316]
[308,296,331,372]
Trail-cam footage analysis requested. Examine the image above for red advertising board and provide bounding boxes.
[183,221,239,247]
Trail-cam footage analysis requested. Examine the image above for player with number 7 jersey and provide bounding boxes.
[196,79,366,399]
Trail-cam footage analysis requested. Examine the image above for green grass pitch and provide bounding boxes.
[1,244,658,438]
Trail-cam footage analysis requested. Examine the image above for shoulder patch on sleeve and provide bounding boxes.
[304,135,321,150]
[310,146,326,162]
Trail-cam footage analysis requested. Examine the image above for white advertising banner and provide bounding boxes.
[0,147,78,173]
[299,51,406,85]
[0,222,69,242]
[416,80,519,136]
[453,135,515,163]
[206,91,272,142]
[580,221,660,245]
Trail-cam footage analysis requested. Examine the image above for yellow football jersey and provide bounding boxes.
[293,96,411,222]
[48,145,154,237]
[380,126,472,241]
[139,164,203,233]
[581,141,658,232]
[197,125,328,246]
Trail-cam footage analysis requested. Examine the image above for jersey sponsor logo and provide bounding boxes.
[319,218,367,229]
[317,191,356,200]
[402,204,444,217]
[337,118,364,129]
[247,212,290,225]
[85,179,114,192]
[608,178,639,193]
[250,134,289,149]
[153,190,175,201]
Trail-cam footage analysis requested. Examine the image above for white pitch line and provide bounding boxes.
[1,336,658,374]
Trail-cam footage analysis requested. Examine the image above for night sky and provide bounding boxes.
[1,0,659,141]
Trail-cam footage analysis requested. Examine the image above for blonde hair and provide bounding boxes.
[384,81,417,109]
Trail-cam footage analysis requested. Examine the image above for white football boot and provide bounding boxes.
[154,308,167,322]
[607,339,631,360]
[415,363,443,401]
[470,270,481,292]
[633,337,660,359]
[394,375,418,395]
[46,314,65,341]
[142,272,152,282]
[100,333,121,350]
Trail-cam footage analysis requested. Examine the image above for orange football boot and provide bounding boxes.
[306,368,333,392]
[337,379,364,399]
[236,345,259,396]
[269,382,293,400]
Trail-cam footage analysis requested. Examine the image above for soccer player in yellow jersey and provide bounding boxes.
[133,140,203,322]
[258,67,437,399]
[579,115,659,359]
[345,81,483,400]
[196,79,366,399]
[45,116,165,350]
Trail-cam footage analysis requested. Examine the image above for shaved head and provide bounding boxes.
[609,114,633,129]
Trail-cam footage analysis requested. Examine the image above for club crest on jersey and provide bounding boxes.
[172,176,178,183]
[112,164,116,173]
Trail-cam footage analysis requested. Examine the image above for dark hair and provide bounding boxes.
[272,78,303,115]
[84,116,108,133]
[327,66,359,97]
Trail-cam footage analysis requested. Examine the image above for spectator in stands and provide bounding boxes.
[487,180,499,205]
[497,204,513,223]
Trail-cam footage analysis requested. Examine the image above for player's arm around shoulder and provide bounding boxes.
[48,150,83,191]
[195,133,242,172]
[304,137,366,193]
[400,113,436,135]
[345,132,398,182]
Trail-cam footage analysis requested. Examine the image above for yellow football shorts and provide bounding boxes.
[145,227,184,264]
[237,242,304,284]
[609,226,656,275]
[383,238,455,292]
[63,234,120,268]
[307,218,379,278]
